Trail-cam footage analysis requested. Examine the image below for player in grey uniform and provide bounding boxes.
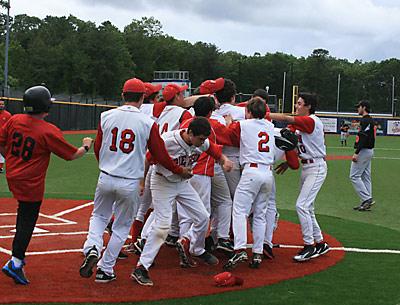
[350,100,376,211]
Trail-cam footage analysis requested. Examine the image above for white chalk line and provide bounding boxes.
[53,201,94,217]
[328,146,400,151]
[246,244,400,254]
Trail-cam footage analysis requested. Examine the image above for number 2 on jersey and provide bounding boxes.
[258,132,270,152]
[109,127,135,154]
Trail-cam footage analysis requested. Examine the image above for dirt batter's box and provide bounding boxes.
[0,199,94,255]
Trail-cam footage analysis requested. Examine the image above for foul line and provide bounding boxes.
[328,146,400,151]
[53,201,94,217]
[247,244,400,254]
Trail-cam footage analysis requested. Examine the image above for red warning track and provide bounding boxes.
[0,198,344,303]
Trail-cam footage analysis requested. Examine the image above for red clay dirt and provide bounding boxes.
[0,198,344,303]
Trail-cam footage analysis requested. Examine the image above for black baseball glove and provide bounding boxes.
[274,128,298,151]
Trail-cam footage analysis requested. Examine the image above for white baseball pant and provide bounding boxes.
[83,172,140,275]
[139,172,210,270]
[264,177,277,248]
[210,164,233,241]
[296,159,327,245]
[232,164,273,254]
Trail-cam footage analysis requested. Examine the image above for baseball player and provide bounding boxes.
[139,82,162,118]
[179,96,236,253]
[129,83,192,247]
[79,78,191,283]
[200,78,243,252]
[340,123,350,147]
[132,117,233,286]
[221,98,276,270]
[351,100,376,211]
[0,86,93,285]
[0,99,12,173]
[263,129,299,259]
[269,92,330,262]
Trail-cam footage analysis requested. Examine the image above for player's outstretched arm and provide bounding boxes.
[71,137,94,160]
[219,154,233,172]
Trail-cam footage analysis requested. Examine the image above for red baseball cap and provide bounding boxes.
[162,83,188,101]
[122,78,146,93]
[199,78,225,94]
[144,83,162,98]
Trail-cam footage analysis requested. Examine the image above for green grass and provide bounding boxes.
[1,134,400,304]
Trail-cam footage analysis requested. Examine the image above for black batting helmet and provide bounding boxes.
[23,86,53,114]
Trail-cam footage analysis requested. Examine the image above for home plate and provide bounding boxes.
[11,227,49,233]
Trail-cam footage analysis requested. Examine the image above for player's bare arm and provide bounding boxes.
[72,137,94,160]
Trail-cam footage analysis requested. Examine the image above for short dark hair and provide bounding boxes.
[215,79,236,104]
[143,92,158,104]
[356,100,371,113]
[298,92,318,114]
[123,92,144,103]
[246,97,266,119]
[188,117,211,137]
[193,96,215,117]
[252,89,269,102]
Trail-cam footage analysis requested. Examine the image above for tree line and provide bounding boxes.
[0,11,399,113]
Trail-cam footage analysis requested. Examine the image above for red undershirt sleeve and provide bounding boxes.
[205,141,222,160]
[94,121,102,161]
[293,116,315,134]
[285,150,299,169]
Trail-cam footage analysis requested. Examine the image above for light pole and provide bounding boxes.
[391,76,395,117]
[3,0,10,97]
[336,73,341,113]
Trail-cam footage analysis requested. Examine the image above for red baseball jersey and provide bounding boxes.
[0,110,12,128]
[0,114,78,201]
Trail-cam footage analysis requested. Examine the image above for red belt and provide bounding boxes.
[250,163,258,168]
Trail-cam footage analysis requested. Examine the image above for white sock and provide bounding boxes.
[11,256,23,268]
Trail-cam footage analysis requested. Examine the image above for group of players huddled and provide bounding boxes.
[0,77,330,287]
[78,77,331,286]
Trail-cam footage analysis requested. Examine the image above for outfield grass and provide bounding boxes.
[1,133,399,305]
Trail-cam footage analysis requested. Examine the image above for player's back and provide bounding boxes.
[156,105,187,134]
[239,119,275,166]
[98,105,154,179]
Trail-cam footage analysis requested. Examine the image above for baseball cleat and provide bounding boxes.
[95,268,116,283]
[176,237,198,268]
[194,251,219,265]
[132,238,146,255]
[249,253,263,269]
[80,245,99,278]
[2,260,29,285]
[131,265,153,286]
[223,250,248,271]
[293,245,316,262]
[216,238,234,253]
[165,234,179,247]
[117,251,128,260]
[311,242,330,258]
[263,244,275,259]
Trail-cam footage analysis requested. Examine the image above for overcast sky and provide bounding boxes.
[9,0,400,62]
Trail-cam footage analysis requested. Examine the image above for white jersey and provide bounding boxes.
[296,114,326,160]
[154,130,211,182]
[211,103,245,157]
[156,105,186,134]
[140,103,155,119]
[98,105,154,179]
[239,119,275,166]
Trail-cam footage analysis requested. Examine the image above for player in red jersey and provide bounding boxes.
[0,99,12,172]
[0,86,94,285]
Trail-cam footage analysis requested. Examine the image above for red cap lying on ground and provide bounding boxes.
[213,272,244,287]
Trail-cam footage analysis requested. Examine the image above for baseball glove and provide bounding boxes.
[274,128,298,151]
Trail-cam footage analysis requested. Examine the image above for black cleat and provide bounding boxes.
[80,246,99,278]
[223,250,248,271]
[194,251,219,265]
[95,268,116,283]
[311,242,330,258]
[249,253,263,269]
[131,265,153,286]
[293,245,316,262]
[263,244,275,259]
[216,238,234,253]
[164,234,178,247]
[2,260,29,285]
